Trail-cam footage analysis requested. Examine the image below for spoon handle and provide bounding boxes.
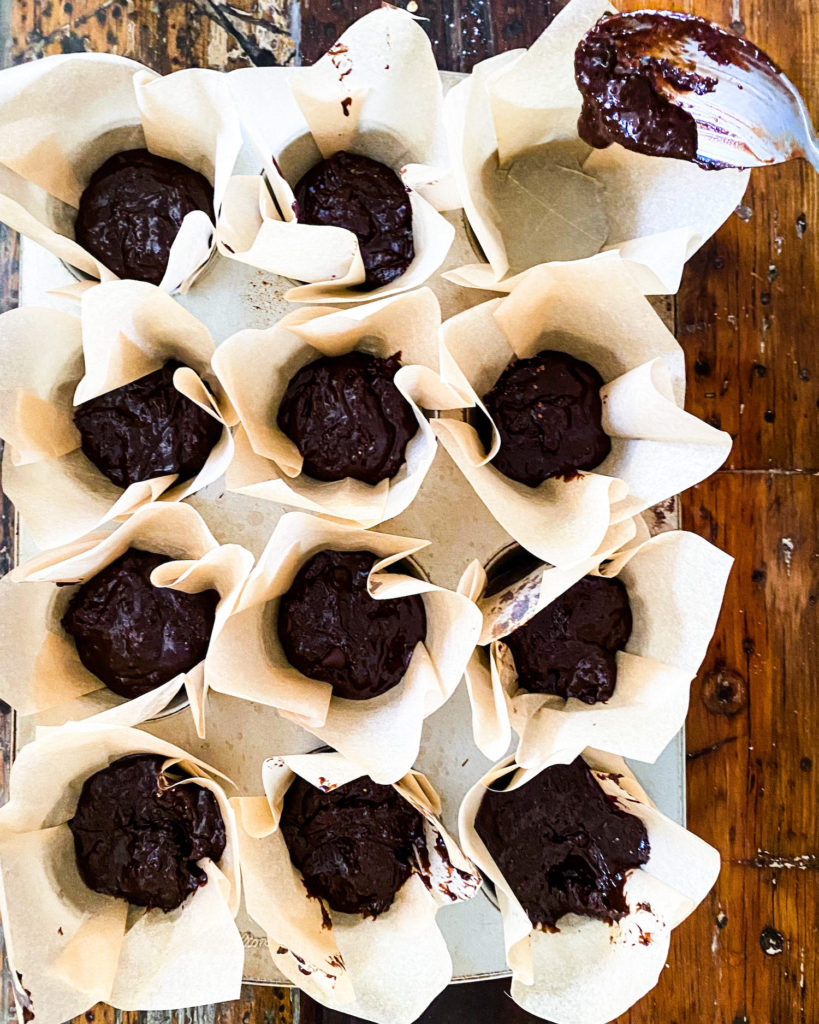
[803,135,819,174]
[791,87,819,172]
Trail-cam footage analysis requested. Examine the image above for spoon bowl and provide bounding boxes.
[576,10,819,172]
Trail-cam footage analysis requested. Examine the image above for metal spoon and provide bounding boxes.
[575,10,819,172]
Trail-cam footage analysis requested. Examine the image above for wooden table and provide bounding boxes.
[0,0,816,1021]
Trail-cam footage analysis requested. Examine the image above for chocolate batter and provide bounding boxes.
[277,351,418,484]
[277,549,426,701]
[75,148,213,284]
[294,151,414,290]
[574,12,765,167]
[62,548,219,699]
[280,773,426,917]
[73,360,223,489]
[474,756,650,929]
[504,575,632,704]
[481,350,610,487]
[68,753,226,912]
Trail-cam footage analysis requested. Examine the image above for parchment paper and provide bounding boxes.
[432,257,731,566]
[233,749,481,1024]
[459,751,720,1024]
[0,722,244,1024]
[457,516,643,761]
[0,502,254,737]
[0,279,234,549]
[206,511,483,782]
[213,288,464,527]
[217,7,455,303]
[459,530,732,769]
[0,54,242,292]
[442,0,750,294]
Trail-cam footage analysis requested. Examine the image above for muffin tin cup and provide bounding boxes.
[206,510,483,784]
[432,256,732,567]
[440,0,750,295]
[457,751,720,1024]
[232,748,480,1022]
[216,7,457,304]
[0,503,254,737]
[0,280,235,550]
[0,722,244,1022]
[0,55,241,295]
[212,287,466,529]
[459,524,733,770]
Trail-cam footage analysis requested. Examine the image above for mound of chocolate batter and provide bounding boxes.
[277,549,426,701]
[277,351,418,484]
[68,753,226,912]
[575,12,745,167]
[294,151,414,290]
[280,773,426,917]
[481,349,610,487]
[504,574,632,704]
[475,756,650,929]
[62,548,219,699]
[73,360,223,489]
[75,148,213,284]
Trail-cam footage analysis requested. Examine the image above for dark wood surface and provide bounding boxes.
[0,0,817,1022]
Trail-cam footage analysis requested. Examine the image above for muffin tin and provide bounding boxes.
[14,204,685,985]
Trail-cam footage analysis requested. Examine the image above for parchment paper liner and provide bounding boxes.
[213,288,465,527]
[442,0,750,295]
[233,749,481,1024]
[458,528,732,767]
[431,257,732,567]
[217,7,456,303]
[0,53,242,293]
[0,722,243,1024]
[206,511,483,783]
[0,279,235,549]
[459,751,720,1024]
[0,502,254,738]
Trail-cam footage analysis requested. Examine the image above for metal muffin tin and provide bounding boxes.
[13,91,685,982]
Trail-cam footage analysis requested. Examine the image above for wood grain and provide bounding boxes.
[0,0,817,1022]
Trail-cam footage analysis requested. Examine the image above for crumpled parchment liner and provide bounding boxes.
[206,511,482,783]
[459,751,720,1024]
[431,257,732,567]
[213,288,465,527]
[0,53,242,293]
[233,749,481,1024]
[216,7,456,303]
[0,279,235,549]
[0,502,254,738]
[442,0,750,294]
[458,528,733,768]
[457,515,642,761]
[0,722,244,1024]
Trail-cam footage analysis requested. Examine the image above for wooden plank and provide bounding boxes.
[8,0,295,70]
[626,473,818,1024]
[488,0,567,52]
[676,162,819,471]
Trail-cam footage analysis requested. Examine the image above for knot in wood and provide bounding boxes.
[700,664,748,717]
